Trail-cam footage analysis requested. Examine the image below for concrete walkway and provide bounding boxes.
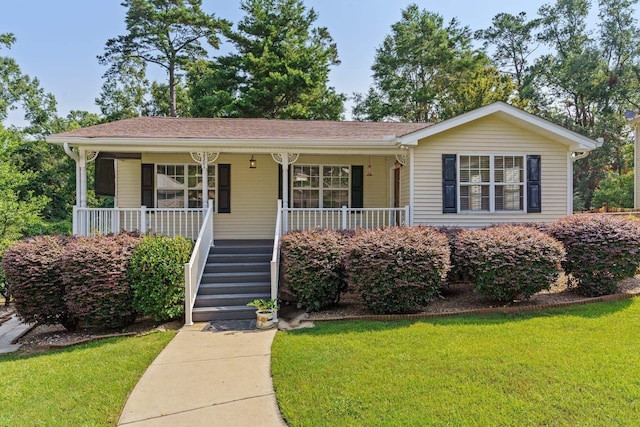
[0,314,32,354]
[118,323,287,427]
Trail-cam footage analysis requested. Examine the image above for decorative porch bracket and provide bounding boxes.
[395,154,407,167]
[190,152,219,207]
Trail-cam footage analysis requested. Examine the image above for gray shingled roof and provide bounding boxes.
[52,116,432,140]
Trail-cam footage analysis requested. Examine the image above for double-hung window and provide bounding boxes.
[292,165,350,208]
[156,164,215,208]
[459,155,525,212]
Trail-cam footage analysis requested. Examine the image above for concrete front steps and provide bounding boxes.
[192,240,273,322]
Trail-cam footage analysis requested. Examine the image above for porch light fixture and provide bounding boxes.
[367,155,373,177]
[394,159,403,169]
[249,155,257,169]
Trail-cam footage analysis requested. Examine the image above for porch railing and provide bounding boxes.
[184,201,214,326]
[282,205,410,233]
[270,200,283,306]
[73,206,207,240]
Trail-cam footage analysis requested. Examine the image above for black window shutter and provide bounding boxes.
[141,164,154,208]
[218,164,231,213]
[527,155,541,213]
[351,166,364,208]
[278,167,282,200]
[95,157,115,196]
[442,154,457,213]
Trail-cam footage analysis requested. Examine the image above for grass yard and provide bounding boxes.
[272,298,640,426]
[0,330,176,426]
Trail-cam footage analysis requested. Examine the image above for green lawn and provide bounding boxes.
[272,299,640,426]
[0,331,176,426]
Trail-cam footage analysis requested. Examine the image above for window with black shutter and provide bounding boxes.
[526,155,541,213]
[351,166,364,209]
[442,154,457,213]
[218,164,231,213]
[141,164,154,208]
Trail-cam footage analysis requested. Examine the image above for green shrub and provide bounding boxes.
[455,226,565,302]
[547,214,640,296]
[128,235,193,322]
[2,235,77,330]
[345,227,450,314]
[61,233,142,328]
[280,229,349,311]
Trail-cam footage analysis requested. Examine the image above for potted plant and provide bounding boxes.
[247,298,278,329]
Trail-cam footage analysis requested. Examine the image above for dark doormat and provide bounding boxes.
[204,319,256,332]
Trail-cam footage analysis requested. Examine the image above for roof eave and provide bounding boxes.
[46,135,405,151]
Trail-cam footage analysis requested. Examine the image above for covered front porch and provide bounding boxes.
[69,149,415,240]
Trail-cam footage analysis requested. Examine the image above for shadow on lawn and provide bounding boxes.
[287,297,636,336]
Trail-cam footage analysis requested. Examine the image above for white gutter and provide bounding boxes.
[63,142,80,161]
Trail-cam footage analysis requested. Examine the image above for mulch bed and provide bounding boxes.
[279,274,640,323]
[13,318,182,355]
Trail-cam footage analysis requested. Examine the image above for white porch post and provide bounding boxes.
[201,152,209,208]
[281,153,290,233]
[281,152,289,209]
[409,148,415,225]
[79,148,88,208]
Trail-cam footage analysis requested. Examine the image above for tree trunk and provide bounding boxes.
[169,65,177,117]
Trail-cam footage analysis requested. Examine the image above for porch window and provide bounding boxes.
[156,164,215,208]
[292,165,350,208]
[458,155,524,212]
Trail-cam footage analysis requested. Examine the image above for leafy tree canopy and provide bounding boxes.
[189,0,345,119]
[98,0,228,117]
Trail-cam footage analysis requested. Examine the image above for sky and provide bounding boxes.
[0,0,625,125]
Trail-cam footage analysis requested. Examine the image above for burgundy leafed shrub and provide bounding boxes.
[2,235,78,330]
[547,214,640,296]
[435,226,465,283]
[455,226,565,302]
[280,229,349,311]
[61,233,142,328]
[345,226,450,314]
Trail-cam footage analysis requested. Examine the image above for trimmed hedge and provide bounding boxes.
[547,215,640,296]
[455,226,565,302]
[2,235,77,330]
[61,233,142,329]
[280,229,348,311]
[345,227,450,314]
[436,226,465,283]
[128,235,194,322]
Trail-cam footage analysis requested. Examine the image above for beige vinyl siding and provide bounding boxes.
[400,163,409,208]
[116,159,141,208]
[413,116,569,227]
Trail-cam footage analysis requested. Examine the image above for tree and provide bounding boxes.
[148,80,192,117]
[98,0,227,117]
[352,4,513,122]
[189,0,345,119]
[96,57,150,122]
[476,12,542,103]
[0,33,57,133]
[534,0,640,208]
[0,127,49,241]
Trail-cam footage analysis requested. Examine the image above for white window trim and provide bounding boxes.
[155,163,217,209]
[291,164,352,209]
[457,154,528,213]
